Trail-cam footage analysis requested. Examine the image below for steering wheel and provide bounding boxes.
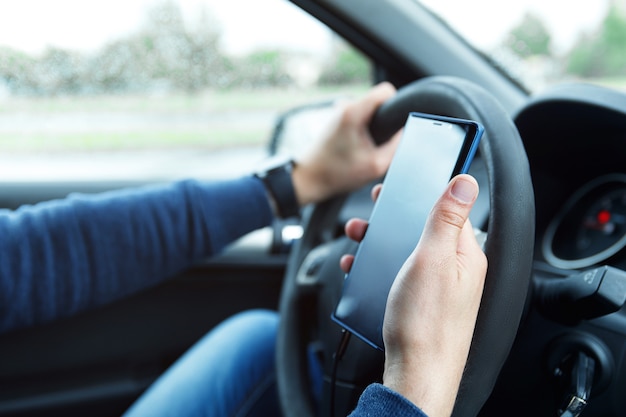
[276,76,535,417]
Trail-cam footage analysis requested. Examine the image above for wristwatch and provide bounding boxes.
[254,157,300,219]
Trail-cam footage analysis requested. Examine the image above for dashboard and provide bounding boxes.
[481,82,626,417]
[323,81,626,417]
[542,173,626,270]
[517,83,626,273]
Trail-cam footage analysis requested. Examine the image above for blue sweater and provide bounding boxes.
[350,384,428,417]
[0,175,425,417]
[0,176,273,334]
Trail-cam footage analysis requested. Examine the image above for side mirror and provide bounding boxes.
[267,100,339,157]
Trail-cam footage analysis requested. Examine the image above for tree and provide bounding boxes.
[566,33,605,78]
[234,50,292,88]
[503,12,552,58]
[182,3,234,90]
[87,0,231,93]
[566,1,626,78]
[318,44,371,86]
[36,47,85,95]
[595,1,626,75]
[0,47,38,95]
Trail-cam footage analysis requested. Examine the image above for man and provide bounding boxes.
[1,82,486,417]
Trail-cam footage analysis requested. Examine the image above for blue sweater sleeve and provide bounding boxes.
[0,176,274,334]
[348,383,429,417]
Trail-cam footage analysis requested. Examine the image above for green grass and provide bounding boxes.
[0,129,263,152]
[0,85,369,152]
[0,85,368,113]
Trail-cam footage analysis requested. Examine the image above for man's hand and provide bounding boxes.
[292,82,402,206]
[341,175,487,417]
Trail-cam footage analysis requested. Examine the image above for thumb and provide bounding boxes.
[419,174,479,249]
[354,81,396,122]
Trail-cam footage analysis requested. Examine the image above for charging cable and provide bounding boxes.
[330,329,352,417]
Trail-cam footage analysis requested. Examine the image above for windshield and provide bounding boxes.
[420,0,622,92]
[0,0,363,181]
[1,0,623,183]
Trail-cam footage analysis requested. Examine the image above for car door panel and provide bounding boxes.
[0,181,285,416]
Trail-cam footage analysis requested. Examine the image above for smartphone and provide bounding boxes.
[331,111,483,350]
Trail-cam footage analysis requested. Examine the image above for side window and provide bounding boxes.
[0,0,372,181]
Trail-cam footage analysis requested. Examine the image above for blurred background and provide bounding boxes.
[0,0,622,180]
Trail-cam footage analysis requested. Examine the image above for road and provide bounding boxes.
[0,147,269,182]
[0,109,276,182]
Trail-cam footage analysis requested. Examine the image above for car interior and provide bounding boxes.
[0,0,624,416]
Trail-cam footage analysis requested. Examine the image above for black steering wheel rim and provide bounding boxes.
[277,75,535,417]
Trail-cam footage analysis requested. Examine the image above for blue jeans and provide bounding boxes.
[123,309,282,417]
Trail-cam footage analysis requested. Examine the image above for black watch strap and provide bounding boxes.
[255,159,300,219]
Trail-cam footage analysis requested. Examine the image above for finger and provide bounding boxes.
[340,254,355,273]
[355,82,396,121]
[359,83,400,173]
[457,218,483,255]
[419,174,479,251]
[372,127,403,172]
[457,218,488,275]
[345,218,369,242]
[371,183,383,202]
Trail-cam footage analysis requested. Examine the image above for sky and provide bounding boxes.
[0,0,611,56]
[0,0,332,56]
[421,0,610,54]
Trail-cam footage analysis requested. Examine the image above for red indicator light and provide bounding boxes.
[597,210,611,225]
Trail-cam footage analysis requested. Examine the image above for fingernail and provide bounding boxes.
[451,177,477,203]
